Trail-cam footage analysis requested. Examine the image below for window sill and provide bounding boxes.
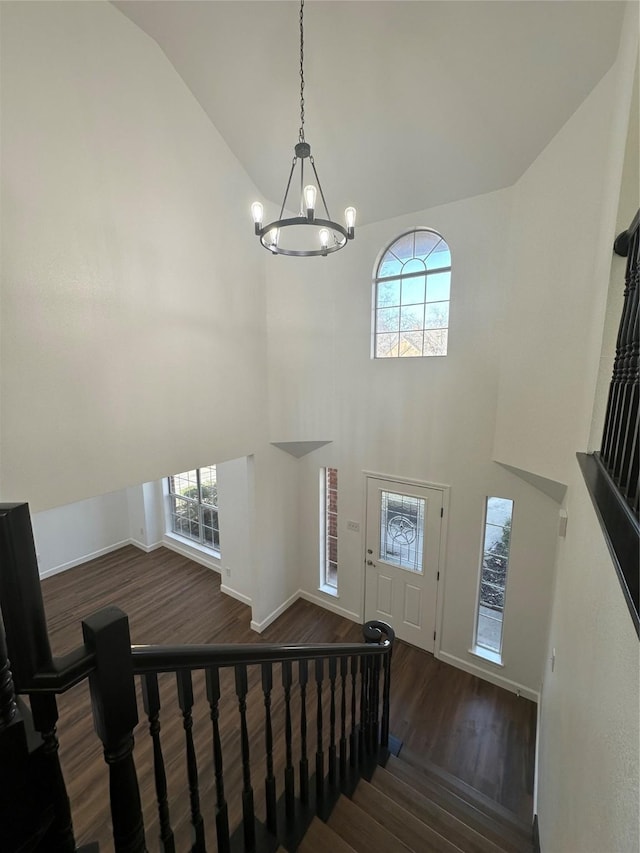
[164,532,221,567]
[318,584,339,598]
[469,646,504,667]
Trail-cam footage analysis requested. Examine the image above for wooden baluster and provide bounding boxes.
[205,667,230,853]
[299,659,309,805]
[328,657,337,786]
[82,607,146,853]
[29,693,78,852]
[359,655,368,759]
[371,656,381,755]
[380,651,392,753]
[315,658,324,805]
[349,655,358,768]
[141,673,175,853]
[176,670,205,852]
[235,664,255,852]
[281,660,295,819]
[339,656,348,780]
[0,611,16,727]
[262,662,277,835]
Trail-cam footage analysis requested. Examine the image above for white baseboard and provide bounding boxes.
[251,591,301,634]
[298,590,361,624]
[38,539,132,579]
[130,539,163,554]
[438,650,539,702]
[162,536,221,573]
[221,584,252,607]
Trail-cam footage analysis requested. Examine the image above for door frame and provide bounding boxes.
[361,471,450,658]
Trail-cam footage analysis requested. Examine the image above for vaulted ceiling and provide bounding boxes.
[113,1,626,225]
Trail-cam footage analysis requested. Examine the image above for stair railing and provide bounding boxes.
[0,501,395,853]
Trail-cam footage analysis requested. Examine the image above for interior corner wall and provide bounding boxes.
[493,58,628,486]
[247,447,300,631]
[0,0,268,513]
[266,188,560,694]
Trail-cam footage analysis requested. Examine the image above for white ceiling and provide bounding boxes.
[113,1,625,225]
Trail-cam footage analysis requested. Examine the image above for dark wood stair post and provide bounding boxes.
[82,606,147,853]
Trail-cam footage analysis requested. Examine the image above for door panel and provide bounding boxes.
[365,477,443,652]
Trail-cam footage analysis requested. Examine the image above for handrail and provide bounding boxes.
[131,630,394,675]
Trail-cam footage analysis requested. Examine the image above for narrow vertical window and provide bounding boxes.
[475,497,513,658]
[320,467,338,591]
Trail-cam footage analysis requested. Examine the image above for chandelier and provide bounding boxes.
[251,0,356,257]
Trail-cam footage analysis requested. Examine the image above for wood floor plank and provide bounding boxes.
[31,545,536,851]
[297,816,356,853]
[327,795,411,853]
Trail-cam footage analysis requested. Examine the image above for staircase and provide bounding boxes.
[0,501,535,853]
[293,752,534,853]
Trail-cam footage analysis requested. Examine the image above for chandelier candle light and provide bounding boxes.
[251,0,356,256]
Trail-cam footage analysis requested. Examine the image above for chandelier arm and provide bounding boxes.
[310,157,332,222]
[279,157,298,220]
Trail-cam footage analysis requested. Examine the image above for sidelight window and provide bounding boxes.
[474,496,513,658]
[320,467,338,591]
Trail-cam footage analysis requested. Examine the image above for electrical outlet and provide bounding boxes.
[551,648,556,672]
[347,520,360,532]
[140,527,144,537]
[225,567,231,578]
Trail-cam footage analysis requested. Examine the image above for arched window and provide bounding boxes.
[373,228,451,358]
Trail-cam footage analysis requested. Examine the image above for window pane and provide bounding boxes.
[486,497,513,528]
[200,465,218,506]
[377,307,400,334]
[400,305,424,332]
[402,258,425,276]
[414,231,442,260]
[399,331,424,356]
[389,232,414,262]
[425,301,449,329]
[477,608,503,652]
[171,470,198,499]
[426,244,451,270]
[424,329,448,356]
[379,491,425,573]
[426,272,450,302]
[171,496,200,541]
[378,253,403,279]
[377,280,400,308]
[376,333,399,358]
[400,275,426,305]
[322,468,338,589]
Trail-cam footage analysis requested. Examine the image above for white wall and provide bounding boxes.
[31,490,130,577]
[216,456,253,604]
[0,0,269,513]
[492,56,628,486]
[266,187,560,696]
[536,11,639,850]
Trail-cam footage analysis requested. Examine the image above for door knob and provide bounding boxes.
[367,560,375,566]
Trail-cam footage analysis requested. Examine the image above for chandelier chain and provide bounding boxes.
[299,0,305,142]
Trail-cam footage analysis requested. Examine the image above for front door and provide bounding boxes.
[364,477,443,652]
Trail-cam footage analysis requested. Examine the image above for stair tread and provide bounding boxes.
[297,816,356,853]
[353,778,465,853]
[385,756,533,852]
[372,765,510,853]
[327,794,412,853]
[398,749,531,835]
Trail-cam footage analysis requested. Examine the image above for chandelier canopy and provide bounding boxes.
[251,0,356,257]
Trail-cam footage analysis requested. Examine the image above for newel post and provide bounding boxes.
[82,606,147,853]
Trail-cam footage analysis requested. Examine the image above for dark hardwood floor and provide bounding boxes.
[37,545,535,851]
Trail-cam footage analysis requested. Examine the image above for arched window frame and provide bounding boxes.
[372,228,451,359]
